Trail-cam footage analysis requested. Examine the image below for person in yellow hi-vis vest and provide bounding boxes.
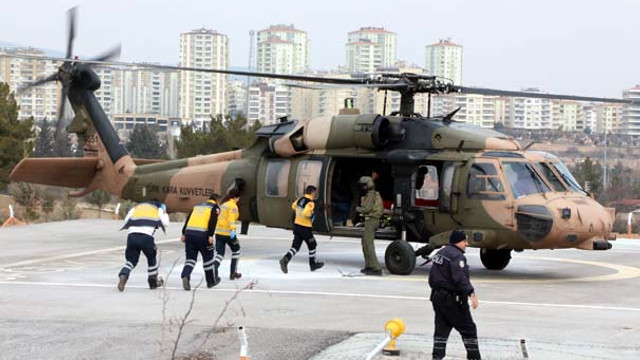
[214,189,242,281]
[279,185,324,273]
[118,199,169,291]
[180,193,221,290]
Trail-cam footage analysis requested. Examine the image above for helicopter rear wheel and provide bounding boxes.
[385,240,416,275]
[480,248,512,270]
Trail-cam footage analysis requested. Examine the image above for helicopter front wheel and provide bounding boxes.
[385,240,416,275]
[480,248,512,270]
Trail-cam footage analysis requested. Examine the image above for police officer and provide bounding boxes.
[118,199,169,291]
[356,176,383,276]
[279,185,325,274]
[428,230,481,360]
[180,193,221,291]
[213,189,242,281]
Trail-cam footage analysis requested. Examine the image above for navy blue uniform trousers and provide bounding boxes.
[181,235,216,286]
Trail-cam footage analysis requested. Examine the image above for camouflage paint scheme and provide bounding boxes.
[9,66,616,273]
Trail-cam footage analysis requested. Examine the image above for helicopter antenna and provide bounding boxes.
[383,89,388,116]
[443,107,462,124]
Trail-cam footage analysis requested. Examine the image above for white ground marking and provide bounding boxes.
[0,237,181,268]
[3,235,639,284]
[1,280,639,313]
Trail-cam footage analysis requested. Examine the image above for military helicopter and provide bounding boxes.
[7,9,633,275]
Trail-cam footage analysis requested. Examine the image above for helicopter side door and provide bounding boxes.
[256,156,329,232]
[459,158,514,231]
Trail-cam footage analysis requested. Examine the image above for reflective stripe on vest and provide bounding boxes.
[185,202,216,233]
[121,203,164,232]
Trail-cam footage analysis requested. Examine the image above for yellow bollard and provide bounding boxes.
[382,318,405,356]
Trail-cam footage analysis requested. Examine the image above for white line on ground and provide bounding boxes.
[0,238,180,268]
[1,280,639,313]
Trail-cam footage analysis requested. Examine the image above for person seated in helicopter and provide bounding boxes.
[511,169,538,198]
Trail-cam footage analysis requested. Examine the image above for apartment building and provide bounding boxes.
[179,28,229,123]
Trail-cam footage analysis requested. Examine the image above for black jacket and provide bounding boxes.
[428,244,475,296]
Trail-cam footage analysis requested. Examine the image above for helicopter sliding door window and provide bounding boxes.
[295,160,323,198]
[265,160,291,197]
[439,163,456,212]
[467,162,506,200]
[413,165,439,208]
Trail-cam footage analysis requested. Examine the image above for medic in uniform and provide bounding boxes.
[180,193,221,290]
[213,189,242,281]
[118,200,169,291]
[279,185,324,274]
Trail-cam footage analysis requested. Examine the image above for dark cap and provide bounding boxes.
[449,230,467,244]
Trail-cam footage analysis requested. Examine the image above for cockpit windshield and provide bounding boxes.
[503,162,550,198]
[533,162,568,192]
[551,162,588,195]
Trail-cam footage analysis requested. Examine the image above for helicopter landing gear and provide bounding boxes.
[385,240,416,275]
[480,248,512,270]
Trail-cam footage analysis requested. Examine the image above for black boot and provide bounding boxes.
[230,272,242,280]
[182,277,191,291]
[279,257,289,274]
[207,276,221,288]
[310,261,325,272]
[149,275,164,289]
[117,275,128,292]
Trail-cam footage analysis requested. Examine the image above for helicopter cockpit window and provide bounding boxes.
[467,163,506,200]
[533,162,567,192]
[503,162,550,198]
[295,160,323,198]
[413,165,439,207]
[265,160,291,197]
[551,162,588,195]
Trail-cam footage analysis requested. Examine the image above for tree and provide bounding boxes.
[59,196,79,220]
[34,119,55,157]
[175,114,259,159]
[41,188,56,222]
[126,124,167,159]
[87,190,111,219]
[0,83,34,191]
[8,182,41,221]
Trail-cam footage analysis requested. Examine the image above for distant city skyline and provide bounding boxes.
[2,0,640,98]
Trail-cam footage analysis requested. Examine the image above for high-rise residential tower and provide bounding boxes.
[0,48,60,122]
[622,86,640,136]
[346,27,396,74]
[425,38,463,86]
[179,28,229,123]
[257,24,310,74]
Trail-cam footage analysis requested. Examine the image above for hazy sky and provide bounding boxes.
[3,0,639,98]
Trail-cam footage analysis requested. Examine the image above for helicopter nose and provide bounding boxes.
[515,204,554,243]
[547,196,615,244]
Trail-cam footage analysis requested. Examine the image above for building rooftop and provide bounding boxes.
[260,24,305,33]
[183,28,222,35]
[427,38,461,47]
[348,27,394,35]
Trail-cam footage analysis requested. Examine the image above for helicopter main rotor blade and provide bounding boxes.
[54,85,69,139]
[89,44,121,62]
[17,73,60,94]
[458,86,633,104]
[0,53,372,85]
[284,83,407,90]
[65,7,77,59]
